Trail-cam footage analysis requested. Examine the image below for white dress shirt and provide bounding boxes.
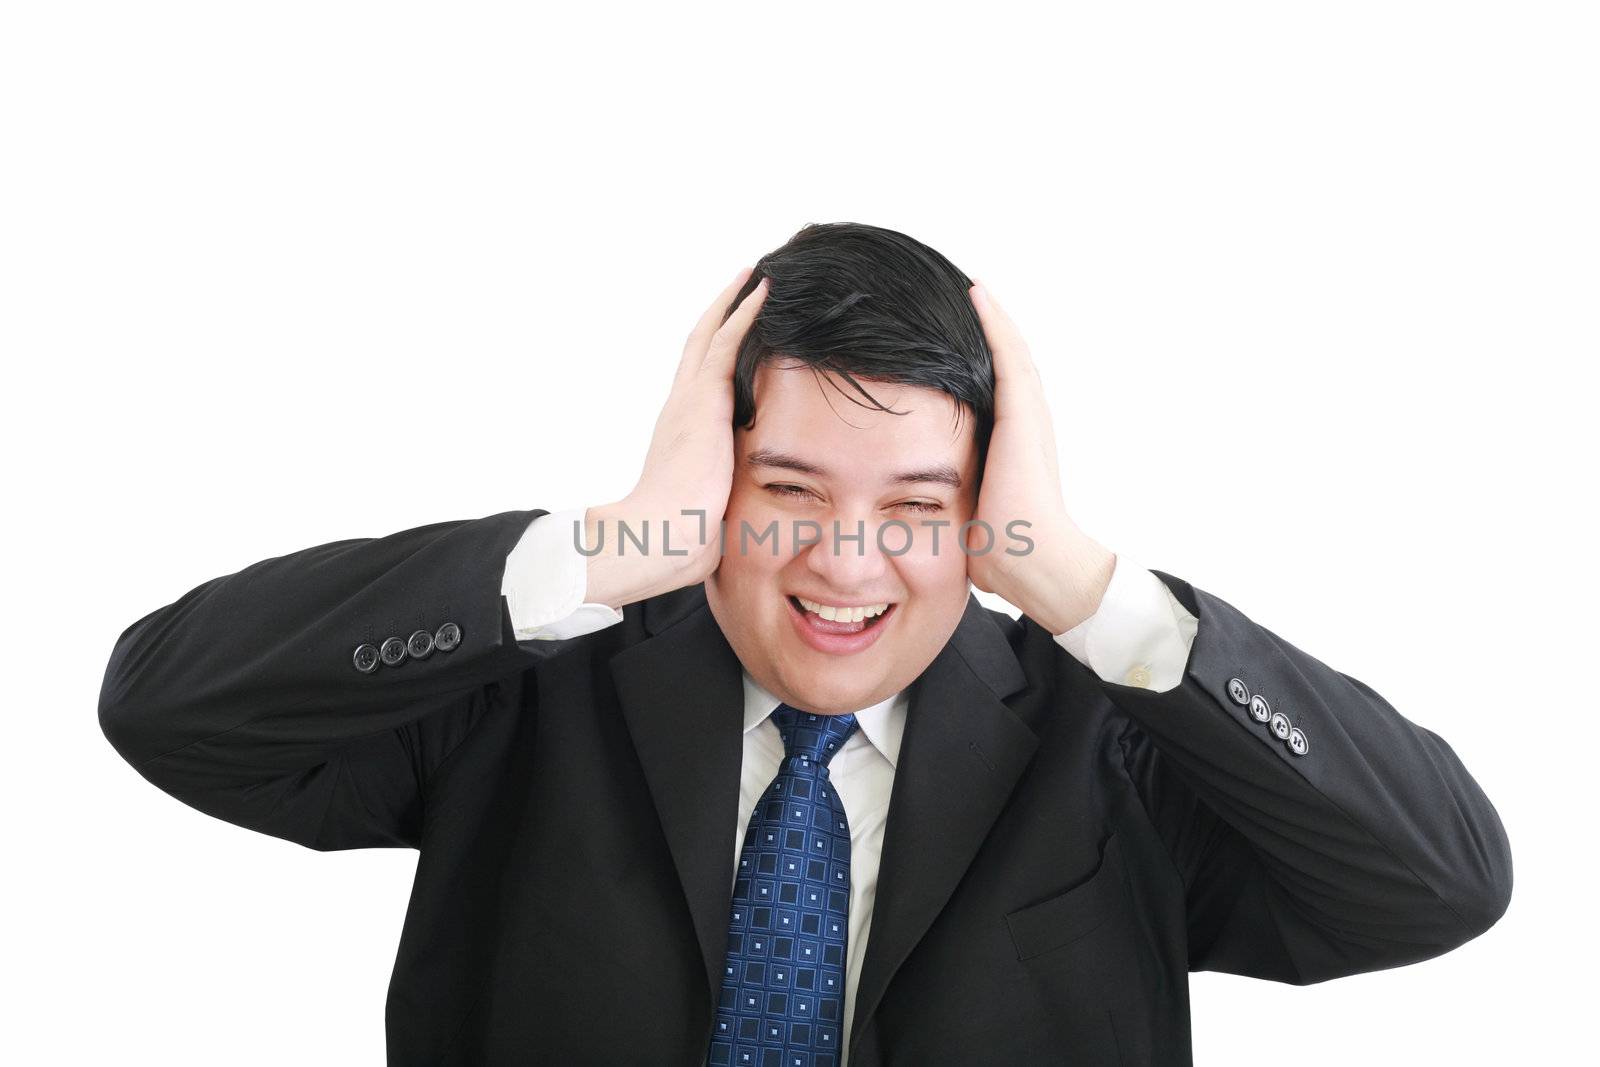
[500,508,1199,1059]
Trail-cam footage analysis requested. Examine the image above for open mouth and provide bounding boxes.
[786,594,897,635]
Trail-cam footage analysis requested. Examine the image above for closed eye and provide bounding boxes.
[763,484,944,513]
[765,483,816,502]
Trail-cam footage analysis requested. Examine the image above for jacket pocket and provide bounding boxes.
[1004,830,1128,961]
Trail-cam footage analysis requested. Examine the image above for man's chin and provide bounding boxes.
[776,669,892,716]
[722,618,894,713]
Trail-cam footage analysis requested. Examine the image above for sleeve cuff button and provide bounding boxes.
[379,636,408,666]
[352,643,380,673]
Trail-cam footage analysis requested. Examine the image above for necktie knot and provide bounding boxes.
[770,703,859,770]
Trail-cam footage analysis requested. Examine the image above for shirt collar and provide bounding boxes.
[740,669,908,769]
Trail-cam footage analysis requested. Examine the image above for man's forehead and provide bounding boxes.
[744,366,978,479]
[749,372,970,439]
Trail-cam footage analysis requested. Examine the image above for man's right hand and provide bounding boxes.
[581,267,769,610]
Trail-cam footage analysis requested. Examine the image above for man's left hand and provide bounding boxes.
[964,280,1117,635]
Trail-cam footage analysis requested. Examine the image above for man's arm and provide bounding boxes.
[960,279,1511,981]
[101,269,770,855]
[98,508,599,852]
[1098,569,1513,983]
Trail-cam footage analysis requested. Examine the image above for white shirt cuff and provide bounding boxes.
[501,508,626,641]
[1051,553,1198,692]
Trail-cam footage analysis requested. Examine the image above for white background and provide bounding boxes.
[5,1,1594,1063]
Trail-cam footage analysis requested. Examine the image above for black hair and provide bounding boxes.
[729,222,995,488]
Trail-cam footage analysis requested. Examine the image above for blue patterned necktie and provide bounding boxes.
[705,703,860,1067]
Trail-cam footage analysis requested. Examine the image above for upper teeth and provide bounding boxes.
[797,597,890,622]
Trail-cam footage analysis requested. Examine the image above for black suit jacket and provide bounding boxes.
[98,508,1512,1065]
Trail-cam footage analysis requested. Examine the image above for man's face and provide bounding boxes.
[705,362,980,716]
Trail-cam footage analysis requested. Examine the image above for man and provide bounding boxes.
[99,222,1512,1065]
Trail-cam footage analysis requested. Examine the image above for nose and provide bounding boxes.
[800,514,893,598]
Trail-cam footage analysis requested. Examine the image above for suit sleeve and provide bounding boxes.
[1107,569,1512,984]
[98,508,595,852]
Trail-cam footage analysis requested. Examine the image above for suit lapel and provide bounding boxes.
[608,584,747,1009]
[847,593,1034,1056]
[607,585,1036,1051]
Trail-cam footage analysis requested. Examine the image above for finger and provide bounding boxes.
[973,282,1062,488]
[677,266,756,382]
[970,280,1041,388]
[697,275,769,381]
[970,281,1049,427]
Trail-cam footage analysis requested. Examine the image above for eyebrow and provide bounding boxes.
[746,447,964,490]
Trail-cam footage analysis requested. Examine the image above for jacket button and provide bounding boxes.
[1248,694,1272,723]
[407,629,435,659]
[1267,711,1293,741]
[1287,727,1310,756]
[352,643,380,673]
[435,621,462,652]
[380,636,408,666]
[1226,677,1250,705]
